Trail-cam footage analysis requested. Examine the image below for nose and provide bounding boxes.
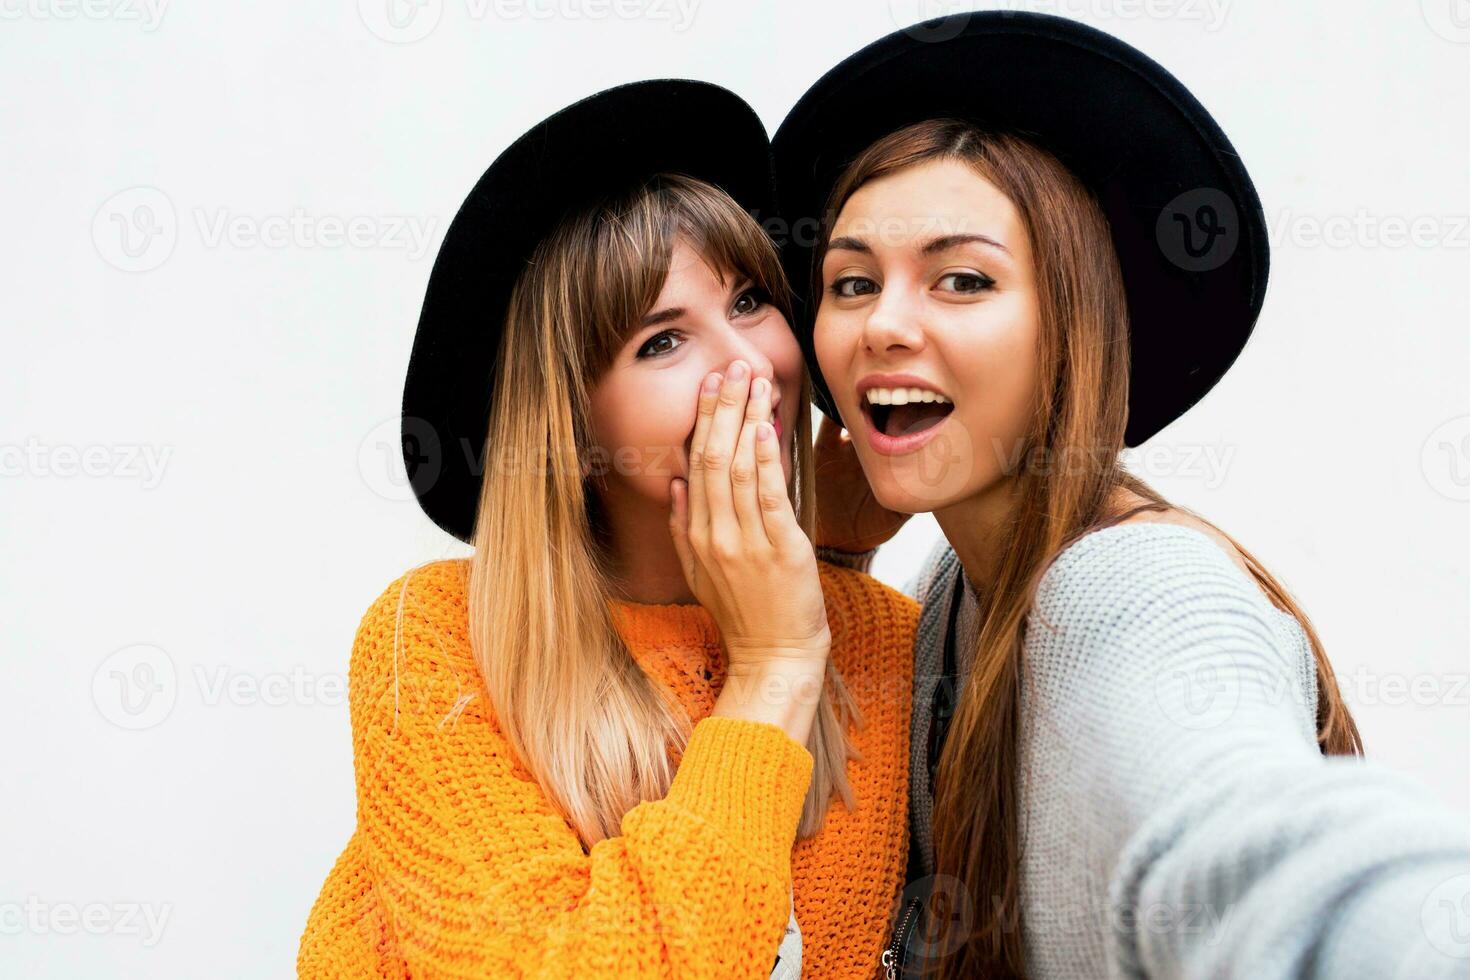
[714,332,778,396]
[861,283,926,357]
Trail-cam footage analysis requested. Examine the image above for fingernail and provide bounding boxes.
[703,374,721,394]
[758,423,772,441]
[752,378,767,397]
[728,361,747,381]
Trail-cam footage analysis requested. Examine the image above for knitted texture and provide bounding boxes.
[817,543,949,879]
[830,525,1470,978]
[297,557,916,979]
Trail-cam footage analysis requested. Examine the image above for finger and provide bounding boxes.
[755,417,804,551]
[668,478,696,585]
[731,376,770,542]
[702,360,751,545]
[687,372,722,534]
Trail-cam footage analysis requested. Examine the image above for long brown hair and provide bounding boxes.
[811,121,1362,977]
[462,172,862,850]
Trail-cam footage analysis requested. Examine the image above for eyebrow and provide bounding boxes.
[640,306,685,328]
[826,232,1010,257]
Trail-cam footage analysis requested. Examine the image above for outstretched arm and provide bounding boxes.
[1023,525,1470,979]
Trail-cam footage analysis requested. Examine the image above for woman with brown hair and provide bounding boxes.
[297,80,918,978]
[779,13,1470,979]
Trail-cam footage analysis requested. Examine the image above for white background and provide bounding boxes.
[4,1,1468,975]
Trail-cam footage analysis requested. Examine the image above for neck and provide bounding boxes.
[598,489,698,606]
[933,476,1021,597]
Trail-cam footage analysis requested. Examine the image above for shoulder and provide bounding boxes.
[1028,522,1304,679]
[816,558,920,670]
[348,559,476,729]
[1020,523,1322,791]
[1110,507,1254,579]
[353,558,470,653]
[1035,522,1270,619]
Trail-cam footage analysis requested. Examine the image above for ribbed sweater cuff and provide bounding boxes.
[815,545,878,572]
[663,716,814,866]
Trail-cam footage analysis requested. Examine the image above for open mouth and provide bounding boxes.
[862,391,955,439]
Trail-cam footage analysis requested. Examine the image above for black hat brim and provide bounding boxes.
[403,79,777,542]
[771,11,1270,446]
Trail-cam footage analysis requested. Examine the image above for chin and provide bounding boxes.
[849,467,925,516]
[854,443,973,512]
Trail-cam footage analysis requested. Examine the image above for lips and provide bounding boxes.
[859,400,953,457]
[853,374,955,457]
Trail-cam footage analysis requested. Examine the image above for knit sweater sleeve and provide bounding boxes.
[297,831,408,979]
[299,568,815,979]
[1019,525,1470,979]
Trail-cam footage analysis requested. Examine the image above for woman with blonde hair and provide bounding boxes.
[297,80,917,978]
[780,13,1470,979]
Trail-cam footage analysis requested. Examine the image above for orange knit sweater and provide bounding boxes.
[297,557,917,979]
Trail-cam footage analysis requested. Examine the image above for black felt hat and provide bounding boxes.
[771,11,1270,446]
[402,79,778,542]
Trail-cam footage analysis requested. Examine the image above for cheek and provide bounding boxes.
[772,332,805,389]
[811,310,855,389]
[749,316,803,384]
[945,301,1041,454]
[995,301,1042,429]
[589,374,700,487]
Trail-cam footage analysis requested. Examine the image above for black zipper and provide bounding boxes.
[881,895,923,980]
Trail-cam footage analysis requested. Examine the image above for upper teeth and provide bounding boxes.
[865,387,950,406]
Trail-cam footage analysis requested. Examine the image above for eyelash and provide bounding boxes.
[635,286,771,359]
[827,272,996,298]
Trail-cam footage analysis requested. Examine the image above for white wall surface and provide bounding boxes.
[3,1,1468,975]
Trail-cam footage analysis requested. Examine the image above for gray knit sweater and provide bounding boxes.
[819,523,1470,978]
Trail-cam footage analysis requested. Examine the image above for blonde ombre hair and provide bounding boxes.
[462,172,861,849]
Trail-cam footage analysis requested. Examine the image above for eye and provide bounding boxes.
[732,285,770,317]
[936,272,995,294]
[635,330,684,360]
[829,275,878,298]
